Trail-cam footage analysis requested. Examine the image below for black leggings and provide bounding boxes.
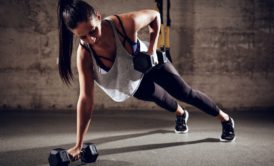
[133,62,220,117]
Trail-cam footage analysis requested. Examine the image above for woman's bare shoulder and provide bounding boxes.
[76,43,93,71]
[104,13,135,39]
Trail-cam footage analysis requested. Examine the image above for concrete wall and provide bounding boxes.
[0,0,273,111]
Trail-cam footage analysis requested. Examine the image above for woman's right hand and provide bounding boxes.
[67,146,82,161]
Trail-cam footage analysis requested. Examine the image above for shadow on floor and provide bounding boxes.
[92,129,175,145]
[0,130,219,166]
[98,137,219,156]
[37,159,134,166]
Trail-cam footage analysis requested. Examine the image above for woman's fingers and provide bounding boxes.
[69,153,81,161]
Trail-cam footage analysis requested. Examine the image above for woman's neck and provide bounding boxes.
[95,20,113,47]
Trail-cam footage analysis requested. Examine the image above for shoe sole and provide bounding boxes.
[174,110,189,134]
[219,117,236,142]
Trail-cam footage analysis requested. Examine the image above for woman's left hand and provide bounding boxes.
[67,146,82,161]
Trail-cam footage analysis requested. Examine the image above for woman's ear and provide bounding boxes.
[95,11,101,21]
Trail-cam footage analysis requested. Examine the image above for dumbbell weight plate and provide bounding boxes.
[133,52,157,73]
[81,143,99,163]
[48,148,70,166]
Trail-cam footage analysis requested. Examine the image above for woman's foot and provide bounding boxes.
[220,116,236,142]
[174,110,189,134]
[217,109,236,141]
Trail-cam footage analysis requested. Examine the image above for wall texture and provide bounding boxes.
[0,0,273,111]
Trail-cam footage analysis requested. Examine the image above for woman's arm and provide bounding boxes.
[68,44,94,157]
[130,9,161,55]
[109,9,161,55]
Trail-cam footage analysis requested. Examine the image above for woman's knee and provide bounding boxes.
[172,85,193,102]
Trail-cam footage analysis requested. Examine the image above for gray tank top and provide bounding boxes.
[81,19,149,102]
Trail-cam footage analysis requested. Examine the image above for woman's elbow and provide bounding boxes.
[77,95,94,113]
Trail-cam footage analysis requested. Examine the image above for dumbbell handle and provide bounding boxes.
[49,143,98,166]
[156,50,169,64]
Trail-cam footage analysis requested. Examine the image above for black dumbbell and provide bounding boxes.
[133,50,168,74]
[48,143,99,166]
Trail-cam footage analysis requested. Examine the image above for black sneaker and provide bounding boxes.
[174,110,189,134]
[220,117,236,142]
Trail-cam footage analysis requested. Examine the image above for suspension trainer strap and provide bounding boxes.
[155,0,165,50]
[165,0,172,62]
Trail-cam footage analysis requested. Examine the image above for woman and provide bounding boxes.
[57,0,235,159]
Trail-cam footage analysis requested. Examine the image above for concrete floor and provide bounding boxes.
[0,110,273,166]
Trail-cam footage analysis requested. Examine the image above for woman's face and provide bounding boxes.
[72,14,102,45]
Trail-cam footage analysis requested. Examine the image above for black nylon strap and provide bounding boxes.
[79,41,112,71]
[114,15,136,46]
[89,45,112,71]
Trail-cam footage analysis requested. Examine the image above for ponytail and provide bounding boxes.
[57,0,74,85]
[57,0,96,85]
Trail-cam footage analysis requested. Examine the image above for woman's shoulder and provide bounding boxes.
[104,14,136,39]
[104,10,158,27]
[104,13,134,25]
[104,15,122,29]
[77,43,93,67]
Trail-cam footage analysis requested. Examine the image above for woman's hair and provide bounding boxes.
[57,0,96,85]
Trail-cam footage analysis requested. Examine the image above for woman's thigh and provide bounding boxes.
[152,62,192,101]
[133,72,178,112]
[151,62,220,116]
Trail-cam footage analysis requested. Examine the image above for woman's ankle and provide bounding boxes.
[218,110,230,122]
[176,105,185,116]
